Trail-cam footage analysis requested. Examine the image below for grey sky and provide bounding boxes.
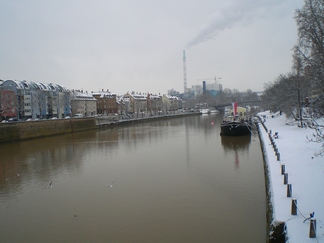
[0,0,304,95]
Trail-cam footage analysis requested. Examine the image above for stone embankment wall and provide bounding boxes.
[0,113,200,144]
[0,118,96,143]
[96,112,199,128]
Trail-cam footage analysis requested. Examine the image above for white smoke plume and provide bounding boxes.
[186,0,283,48]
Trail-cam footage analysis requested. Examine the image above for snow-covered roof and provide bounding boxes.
[13,80,25,89]
[1,80,70,93]
[116,95,125,102]
[149,94,162,99]
[72,90,96,100]
[164,94,181,100]
[34,82,52,91]
[92,91,116,98]
[132,94,146,100]
[49,83,69,92]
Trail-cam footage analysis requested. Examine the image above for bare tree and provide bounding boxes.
[262,75,292,114]
[0,104,10,120]
[294,47,303,128]
[295,0,324,108]
[0,91,17,120]
[295,0,324,155]
[32,90,47,119]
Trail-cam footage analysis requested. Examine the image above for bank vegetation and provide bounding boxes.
[261,0,324,156]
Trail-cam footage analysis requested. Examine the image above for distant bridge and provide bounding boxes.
[213,100,261,109]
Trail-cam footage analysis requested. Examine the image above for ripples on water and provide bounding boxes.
[0,114,266,242]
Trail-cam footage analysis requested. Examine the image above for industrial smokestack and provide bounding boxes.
[183,50,187,93]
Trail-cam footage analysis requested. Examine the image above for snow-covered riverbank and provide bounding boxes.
[258,111,323,242]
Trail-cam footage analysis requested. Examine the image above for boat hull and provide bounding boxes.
[210,109,220,114]
[220,122,251,136]
[200,109,210,114]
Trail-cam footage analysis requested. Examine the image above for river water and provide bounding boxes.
[0,114,266,242]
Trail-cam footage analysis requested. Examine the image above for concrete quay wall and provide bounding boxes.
[0,113,200,143]
[96,112,199,128]
[0,118,96,143]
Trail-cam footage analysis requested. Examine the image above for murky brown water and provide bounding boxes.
[0,114,266,242]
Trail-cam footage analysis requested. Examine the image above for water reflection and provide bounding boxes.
[0,119,193,196]
[221,135,251,169]
[221,134,252,150]
[0,131,98,198]
[0,115,266,242]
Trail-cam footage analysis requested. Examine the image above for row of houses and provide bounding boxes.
[0,80,183,121]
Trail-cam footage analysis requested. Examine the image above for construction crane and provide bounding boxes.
[197,76,221,84]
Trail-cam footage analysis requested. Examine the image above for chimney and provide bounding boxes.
[183,50,187,93]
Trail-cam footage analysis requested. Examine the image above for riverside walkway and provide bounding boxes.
[258,111,323,242]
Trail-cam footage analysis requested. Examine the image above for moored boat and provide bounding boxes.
[199,109,210,114]
[209,108,220,114]
[220,103,252,136]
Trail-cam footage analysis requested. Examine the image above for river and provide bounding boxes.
[0,114,266,242]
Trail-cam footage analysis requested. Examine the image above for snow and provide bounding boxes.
[258,111,324,242]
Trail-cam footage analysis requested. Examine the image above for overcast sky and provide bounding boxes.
[0,0,305,95]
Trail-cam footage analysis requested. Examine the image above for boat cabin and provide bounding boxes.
[230,107,247,117]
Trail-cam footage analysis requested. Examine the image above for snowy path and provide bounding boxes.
[259,111,323,242]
